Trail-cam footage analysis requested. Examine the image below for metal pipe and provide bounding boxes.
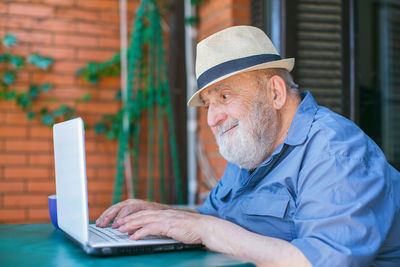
[119,0,133,198]
[184,0,198,206]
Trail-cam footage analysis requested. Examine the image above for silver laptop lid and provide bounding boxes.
[53,118,89,245]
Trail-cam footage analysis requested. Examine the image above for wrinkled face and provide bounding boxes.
[200,71,280,169]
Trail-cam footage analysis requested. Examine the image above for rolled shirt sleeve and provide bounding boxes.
[291,150,398,266]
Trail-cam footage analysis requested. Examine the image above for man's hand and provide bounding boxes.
[118,209,204,244]
[95,199,169,228]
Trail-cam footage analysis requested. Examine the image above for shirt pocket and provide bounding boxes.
[244,193,290,219]
[240,193,293,240]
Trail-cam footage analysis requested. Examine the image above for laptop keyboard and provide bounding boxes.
[89,224,167,243]
[89,225,131,242]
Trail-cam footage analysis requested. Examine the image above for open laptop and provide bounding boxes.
[53,117,202,256]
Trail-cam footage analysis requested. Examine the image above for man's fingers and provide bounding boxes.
[112,206,136,228]
[118,210,159,232]
[96,202,124,227]
[130,223,162,240]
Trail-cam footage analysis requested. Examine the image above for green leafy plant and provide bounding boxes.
[0,34,76,125]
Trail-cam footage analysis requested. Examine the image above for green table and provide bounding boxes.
[0,224,254,266]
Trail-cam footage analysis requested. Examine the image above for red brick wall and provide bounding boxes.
[196,0,251,193]
[0,0,139,224]
[0,0,251,224]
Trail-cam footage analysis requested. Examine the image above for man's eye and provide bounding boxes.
[222,94,229,100]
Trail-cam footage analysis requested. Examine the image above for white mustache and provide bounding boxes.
[218,119,239,136]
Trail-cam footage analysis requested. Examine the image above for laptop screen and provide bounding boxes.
[53,118,89,245]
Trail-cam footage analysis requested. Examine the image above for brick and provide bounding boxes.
[13,70,30,84]
[5,112,28,124]
[87,180,114,193]
[98,88,118,100]
[76,0,118,10]
[5,166,49,179]
[76,101,119,113]
[202,141,220,153]
[94,193,112,206]
[12,29,53,45]
[32,73,76,86]
[0,181,25,193]
[232,6,251,23]
[199,127,215,140]
[4,195,48,207]
[27,181,55,193]
[9,3,54,17]
[6,140,52,152]
[86,154,115,166]
[28,153,53,165]
[54,34,98,48]
[0,209,26,222]
[32,46,75,60]
[0,3,7,14]
[55,7,99,21]
[29,125,52,138]
[209,156,228,170]
[234,0,251,5]
[33,18,77,33]
[0,125,28,138]
[28,207,50,221]
[85,167,97,180]
[0,15,33,29]
[77,48,116,61]
[89,207,104,221]
[52,61,86,74]
[95,167,115,179]
[82,140,96,153]
[96,141,118,153]
[0,153,28,165]
[95,76,120,87]
[99,11,120,24]
[99,37,120,49]
[41,0,75,6]
[77,22,119,35]
[199,0,231,20]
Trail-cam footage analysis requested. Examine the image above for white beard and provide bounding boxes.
[215,102,279,170]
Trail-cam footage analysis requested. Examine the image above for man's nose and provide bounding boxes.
[207,104,226,128]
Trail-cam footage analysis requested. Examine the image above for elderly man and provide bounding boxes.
[97,26,400,266]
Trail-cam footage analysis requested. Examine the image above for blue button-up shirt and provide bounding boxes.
[198,91,400,266]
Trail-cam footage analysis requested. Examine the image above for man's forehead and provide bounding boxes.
[198,84,228,103]
[199,71,259,102]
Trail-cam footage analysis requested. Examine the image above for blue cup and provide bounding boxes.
[48,195,59,230]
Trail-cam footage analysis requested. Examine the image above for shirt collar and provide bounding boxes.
[284,91,318,146]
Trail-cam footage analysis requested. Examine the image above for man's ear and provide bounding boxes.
[268,75,287,110]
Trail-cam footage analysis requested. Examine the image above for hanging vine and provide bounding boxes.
[0,34,83,125]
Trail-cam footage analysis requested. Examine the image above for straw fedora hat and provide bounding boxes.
[187,25,295,106]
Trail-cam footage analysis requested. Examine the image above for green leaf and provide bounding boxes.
[29,85,39,99]
[88,75,99,84]
[5,91,16,101]
[41,115,54,125]
[28,53,53,70]
[40,107,48,115]
[0,54,6,62]
[27,111,36,120]
[40,83,52,92]
[3,71,16,85]
[16,92,32,110]
[95,123,106,134]
[115,90,122,100]
[80,93,92,103]
[9,55,24,69]
[2,34,17,48]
